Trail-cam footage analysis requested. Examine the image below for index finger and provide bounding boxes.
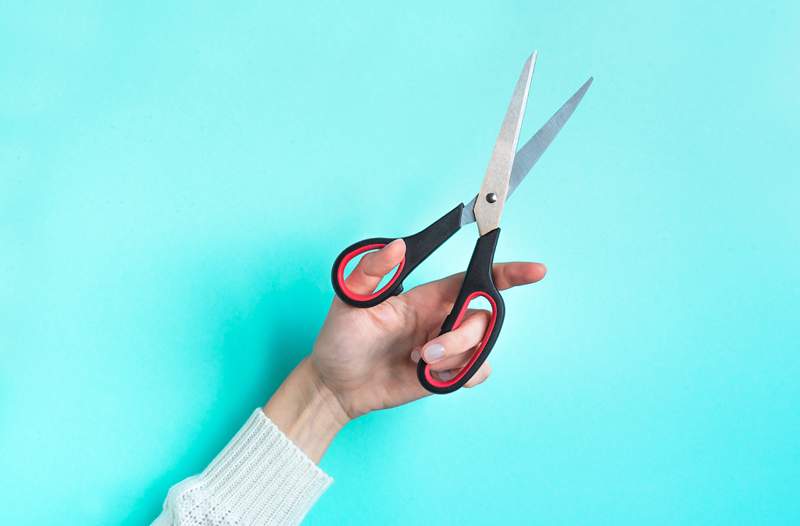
[407,261,547,308]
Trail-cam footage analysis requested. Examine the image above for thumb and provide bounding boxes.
[343,238,406,296]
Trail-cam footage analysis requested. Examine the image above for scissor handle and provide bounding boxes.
[417,228,506,394]
[331,204,464,308]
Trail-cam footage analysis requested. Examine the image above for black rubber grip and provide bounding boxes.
[331,204,464,308]
[417,228,505,394]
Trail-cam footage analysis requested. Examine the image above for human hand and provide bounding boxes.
[264,239,545,461]
[311,238,546,416]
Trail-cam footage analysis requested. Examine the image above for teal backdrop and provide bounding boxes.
[2,1,798,524]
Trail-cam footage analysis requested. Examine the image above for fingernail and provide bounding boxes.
[386,238,403,248]
[410,349,421,363]
[423,343,445,362]
[438,370,455,381]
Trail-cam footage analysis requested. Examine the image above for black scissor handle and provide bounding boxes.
[331,204,464,308]
[417,228,506,394]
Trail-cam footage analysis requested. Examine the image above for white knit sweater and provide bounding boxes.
[153,409,332,525]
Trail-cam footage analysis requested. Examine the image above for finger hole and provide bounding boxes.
[422,308,490,364]
[432,369,457,382]
[421,294,498,389]
[428,354,469,371]
[338,240,406,299]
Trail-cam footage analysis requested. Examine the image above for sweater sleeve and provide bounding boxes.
[152,408,333,526]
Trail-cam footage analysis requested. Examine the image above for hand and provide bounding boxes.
[264,239,546,461]
[313,238,546,416]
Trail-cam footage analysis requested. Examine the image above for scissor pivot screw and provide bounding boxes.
[486,192,498,203]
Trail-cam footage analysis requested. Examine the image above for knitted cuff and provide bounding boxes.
[157,408,332,526]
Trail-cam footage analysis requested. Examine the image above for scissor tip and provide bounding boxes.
[524,51,538,70]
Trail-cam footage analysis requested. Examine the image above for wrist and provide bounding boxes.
[263,358,350,463]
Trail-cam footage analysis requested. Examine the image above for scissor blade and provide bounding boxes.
[460,76,593,227]
[472,52,536,235]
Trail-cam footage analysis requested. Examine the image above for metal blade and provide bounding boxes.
[472,52,536,235]
[460,76,593,226]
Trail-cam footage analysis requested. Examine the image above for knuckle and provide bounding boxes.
[358,252,381,276]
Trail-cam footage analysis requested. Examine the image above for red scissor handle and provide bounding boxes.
[331,204,464,308]
[417,228,506,394]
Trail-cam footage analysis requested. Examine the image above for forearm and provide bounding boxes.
[263,358,350,462]
[154,360,342,526]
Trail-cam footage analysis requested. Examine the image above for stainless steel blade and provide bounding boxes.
[472,52,536,235]
[460,76,593,227]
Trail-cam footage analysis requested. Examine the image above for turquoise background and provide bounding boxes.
[2,1,798,524]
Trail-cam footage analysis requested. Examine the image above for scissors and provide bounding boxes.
[331,52,592,394]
